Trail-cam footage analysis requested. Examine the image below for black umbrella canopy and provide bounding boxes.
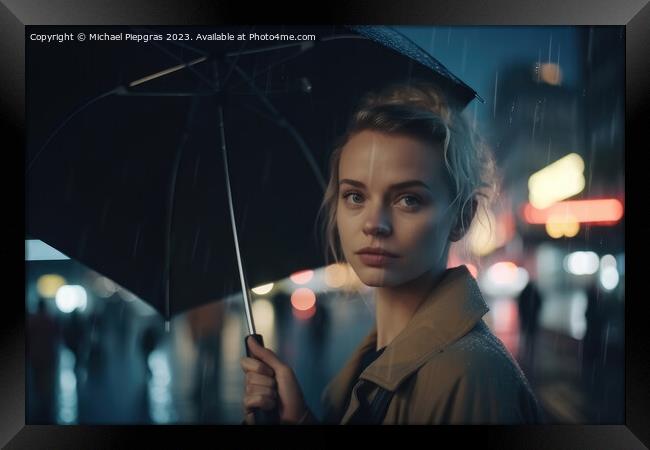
[26,25,479,320]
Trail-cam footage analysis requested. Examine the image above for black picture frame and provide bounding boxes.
[2,0,648,447]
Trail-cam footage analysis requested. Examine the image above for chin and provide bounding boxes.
[354,266,400,287]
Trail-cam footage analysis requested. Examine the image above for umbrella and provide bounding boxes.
[26,25,480,422]
[27,25,480,319]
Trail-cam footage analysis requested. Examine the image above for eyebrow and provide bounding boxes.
[339,179,432,192]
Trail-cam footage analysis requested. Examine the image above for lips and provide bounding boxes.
[355,247,399,267]
[355,247,399,257]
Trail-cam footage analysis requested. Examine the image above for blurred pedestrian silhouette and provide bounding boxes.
[517,280,542,378]
[86,311,107,375]
[27,298,61,423]
[581,281,624,422]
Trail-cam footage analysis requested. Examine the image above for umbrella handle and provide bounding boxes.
[245,333,281,425]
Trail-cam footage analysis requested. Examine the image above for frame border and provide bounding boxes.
[2,1,648,447]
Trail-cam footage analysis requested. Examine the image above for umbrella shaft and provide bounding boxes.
[217,103,256,336]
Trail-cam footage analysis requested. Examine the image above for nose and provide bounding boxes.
[362,203,392,237]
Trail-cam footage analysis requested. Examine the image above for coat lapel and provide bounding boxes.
[322,265,491,423]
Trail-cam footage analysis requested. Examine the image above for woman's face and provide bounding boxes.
[336,129,455,288]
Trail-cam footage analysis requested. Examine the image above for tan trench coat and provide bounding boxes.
[300,265,543,425]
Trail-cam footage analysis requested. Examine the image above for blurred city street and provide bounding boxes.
[26,261,624,424]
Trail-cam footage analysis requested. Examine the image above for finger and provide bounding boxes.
[244,394,277,412]
[246,372,277,388]
[240,357,275,377]
[244,412,255,425]
[246,384,277,398]
[245,336,287,374]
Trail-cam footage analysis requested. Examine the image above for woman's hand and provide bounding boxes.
[240,336,308,424]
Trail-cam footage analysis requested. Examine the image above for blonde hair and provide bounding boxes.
[317,80,498,265]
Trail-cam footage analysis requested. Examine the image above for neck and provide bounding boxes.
[374,266,447,351]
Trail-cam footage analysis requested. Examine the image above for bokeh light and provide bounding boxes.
[290,270,314,285]
[92,276,118,298]
[37,274,66,298]
[291,288,316,311]
[252,283,274,295]
[600,266,620,291]
[324,264,348,289]
[564,251,599,275]
[55,285,87,313]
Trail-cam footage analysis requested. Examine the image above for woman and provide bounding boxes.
[240,80,543,425]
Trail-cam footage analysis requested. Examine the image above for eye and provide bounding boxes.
[342,192,364,205]
[397,195,421,209]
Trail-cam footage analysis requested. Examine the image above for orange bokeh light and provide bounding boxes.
[291,288,316,311]
[290,269,314,285]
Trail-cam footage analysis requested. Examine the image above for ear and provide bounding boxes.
[449,197,477,242]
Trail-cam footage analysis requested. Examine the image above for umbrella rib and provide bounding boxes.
[138,40,215,90]
[163,93,201,321]
[27,87,119,175]
[228,61,326,192]
[128,56,209,88]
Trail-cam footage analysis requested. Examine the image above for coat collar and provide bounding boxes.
[322,265,490,413]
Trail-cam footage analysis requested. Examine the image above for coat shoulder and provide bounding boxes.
[412,320,544,424]
[422,321,526,382]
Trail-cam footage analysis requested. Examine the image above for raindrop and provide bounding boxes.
[133,225,142,259]
[299,77,312,94]
[165,320,171,332]
[547,33,553,64]
[509,99,516,127]
[538,98,546,131]
[531,101,540,141]
[461,38,468,75]
[429,28,436,54]
[493,70,499,119]
[602,322,610,364]
[556,44,561,85]
[203,244,211,273]
[191,227,201,261]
